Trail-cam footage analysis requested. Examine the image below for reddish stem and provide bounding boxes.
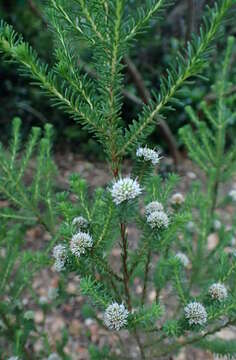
[120,222,132,311]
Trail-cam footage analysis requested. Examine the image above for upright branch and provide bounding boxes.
[124,55,181,166]
[120,222,132,311]
[118,0,233,157]
[0,1,236,359]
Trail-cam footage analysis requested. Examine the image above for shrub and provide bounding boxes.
[0,1,236,359]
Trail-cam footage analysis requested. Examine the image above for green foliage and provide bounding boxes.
[129,303,163,328]
[80,276,112,308]
[197,338,236,359]
[0,117,57,233]
[119,0,234,156]
[88,345,111,360]
[0,1,236,359]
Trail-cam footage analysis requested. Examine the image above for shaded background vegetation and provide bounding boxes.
[0,0,235,159]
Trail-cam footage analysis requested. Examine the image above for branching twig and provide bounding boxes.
[151,318,236,357]
[205,85,236,103]
[141,248,151,305]
[120,223,132,311]
[124,55,181,167]
[27,0,48,27]
[185,0,196,44]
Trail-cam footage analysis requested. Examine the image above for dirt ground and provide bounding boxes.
[2,152,236,359]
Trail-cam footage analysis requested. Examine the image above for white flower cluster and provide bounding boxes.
[39,296,48,305]
[70,231,93,258]
[48,287,59,301]
[104,302,129,331]
[175,252,190,268]
[231,237,236,246]
[24,310,34,320]
[186,221,195,232]
[52,225,93,270]
[8,357,20,360]
[147,211,169,229]
[184,302,207,326]
[72,216,88,230]
[171,192,185,206]
[208,283,228,302]
[110,177,142,205]
[52,244,67,272]
[136,146,162,165]
[213,219,222,231]
[145,201,163,215]
[145,201,169,229]
[229,189,236,202]
[48,354,61,360]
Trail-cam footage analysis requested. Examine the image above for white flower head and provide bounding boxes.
[231,237,236,246]
[175,252,190,268]
[48,354,61,360]
[0,319,4,329]
[110,177,142,205]
[48,287,59,301]
[39,296,48,305]
[136,146,162,165]
[145,201,164,216]
[184,302,207,326]
[70,231,93,258]
[72,216,88,230]
[186,221,195,232]
[229,189,236,202]
[214,220,222,231]
[146,210,169,229]
[24,310,34,320]
[171,193,185,206]
[104,302,129,331]
[208,283,228,302]
[52,244,67,272]
[8,357,20,360]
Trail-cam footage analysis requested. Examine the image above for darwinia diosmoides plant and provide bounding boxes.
[0,1,236,359]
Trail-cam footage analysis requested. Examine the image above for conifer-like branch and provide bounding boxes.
[0,21,105,141]
[118,0,233,156]
[125,0,173,42]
